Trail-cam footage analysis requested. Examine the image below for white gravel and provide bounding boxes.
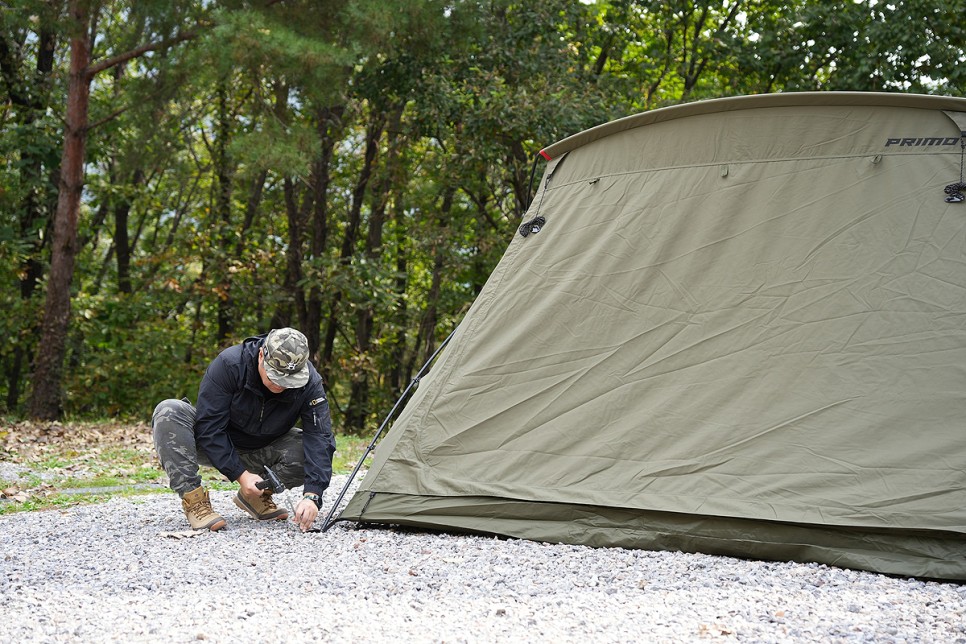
[2,473,965,643]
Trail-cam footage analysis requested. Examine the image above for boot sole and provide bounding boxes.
[195,517,227,531]
[233,493,289,521]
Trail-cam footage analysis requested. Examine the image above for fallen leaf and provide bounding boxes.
[159,530,206,539]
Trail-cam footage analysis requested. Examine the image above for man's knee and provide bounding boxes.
[152,398,195,429]
[152,398,197,460]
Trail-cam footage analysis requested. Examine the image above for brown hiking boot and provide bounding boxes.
[181,487,227,531]
[234,491,288,521]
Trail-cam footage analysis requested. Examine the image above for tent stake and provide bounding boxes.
[319,325,459,532]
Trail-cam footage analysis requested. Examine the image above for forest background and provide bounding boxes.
[2,0,964,433]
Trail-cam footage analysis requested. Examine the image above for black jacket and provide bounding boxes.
[193,334,335,495]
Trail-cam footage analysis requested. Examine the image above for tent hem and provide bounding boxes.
[338,492,966,581]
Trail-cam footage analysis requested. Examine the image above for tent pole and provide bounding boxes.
[319,325,459,532]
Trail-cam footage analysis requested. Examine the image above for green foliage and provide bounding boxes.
[742,0,966,94]
[2,0,962,428]
[64,290,210,418]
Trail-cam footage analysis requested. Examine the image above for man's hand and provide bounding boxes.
[237,470,265,501]
[293,497,318,532]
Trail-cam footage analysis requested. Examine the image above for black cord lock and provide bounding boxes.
[519,216,546,237]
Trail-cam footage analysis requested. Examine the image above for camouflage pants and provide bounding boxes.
[151,398,305,497]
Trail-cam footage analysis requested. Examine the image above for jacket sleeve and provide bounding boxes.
[300,376,336,496]
[194,354,247,482]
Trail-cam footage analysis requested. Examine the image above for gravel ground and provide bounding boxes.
[2,474,965,643]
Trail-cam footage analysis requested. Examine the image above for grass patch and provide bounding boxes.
[333,434,372,474]
[0,421,378,515]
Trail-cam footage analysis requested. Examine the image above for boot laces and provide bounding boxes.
[261,492,278,511]
[187,496,216,519]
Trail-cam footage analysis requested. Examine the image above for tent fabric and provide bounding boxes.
[338,92,966,580]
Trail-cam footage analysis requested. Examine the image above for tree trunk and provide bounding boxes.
[282,175,308,328]
[114,174,137,294]
[27,1,91,420]
[418,248,445,366]
[507,139,531,216]
[236,169,268,260]
[389,246,410,394]
[26,2,197,418]
[3,20,56,412]
[415,187,455,368]
[213,82,235,343]
[304,105,342,363]
[345,104,402,431]
[321,110,383,388]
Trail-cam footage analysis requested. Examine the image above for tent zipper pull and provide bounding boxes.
[359,491,377,518]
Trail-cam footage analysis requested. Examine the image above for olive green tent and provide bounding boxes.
[337,92,966,580]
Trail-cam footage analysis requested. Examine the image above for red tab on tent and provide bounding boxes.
[539,149,552,161]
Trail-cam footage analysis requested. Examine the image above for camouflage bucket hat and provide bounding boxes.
[262,328,310,388]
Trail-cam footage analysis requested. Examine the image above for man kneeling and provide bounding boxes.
[152,328,335,532]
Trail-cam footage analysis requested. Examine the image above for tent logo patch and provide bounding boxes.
[884,136,961,147]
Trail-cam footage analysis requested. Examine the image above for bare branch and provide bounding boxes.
[85,30,197,79]
[85,102,131,130]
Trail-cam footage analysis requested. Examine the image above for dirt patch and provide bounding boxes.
[0,420,154,464]
[0,420,162,504]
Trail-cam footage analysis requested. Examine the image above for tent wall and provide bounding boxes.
[340,93,966,580]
